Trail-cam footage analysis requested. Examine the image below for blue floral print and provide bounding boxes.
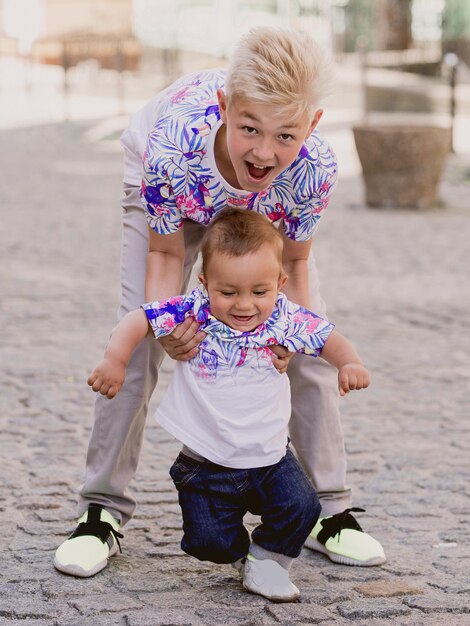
[141,70,337,241]
[142,288,335,382]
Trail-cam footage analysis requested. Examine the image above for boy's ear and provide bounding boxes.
[217,89,228,124]
[306,109,323,138]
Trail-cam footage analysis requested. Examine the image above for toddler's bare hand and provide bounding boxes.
[87,357,126,399]
[269,345,294,374]
[158,316,206,361]
[338,363,371,396]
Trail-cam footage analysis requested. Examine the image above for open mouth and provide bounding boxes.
[245,162,274,182]
[231,314,255,324]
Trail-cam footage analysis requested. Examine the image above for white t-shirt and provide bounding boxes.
[142,288,335,469]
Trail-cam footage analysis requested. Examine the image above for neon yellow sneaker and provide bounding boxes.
[305,507,386,567]
[53,504,123,577]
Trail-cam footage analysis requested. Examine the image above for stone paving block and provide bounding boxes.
[336,598,412,620]
[0,581,44,599]
[17,522,70,536]
[68,593,143,616]
[0,599,59,621]
[427,617,470,626]
[33,508,75,524]
[205,587,267,608]
[61,618,126,626]
[112,574,182,593]
[303,590,352,606]
[133,590,205,609]
[0,621,59,626]
[403,595,470,614]
[321,570,383,583]
[41,576,116,599]
[137,491,178,505]
[145,544,185,558]
[381,563,431,577]
[195,606,275,625]
[354,580,425,597]
[125,609,204,626]
[265,602,337,623]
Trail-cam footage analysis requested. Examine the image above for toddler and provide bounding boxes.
[88,208,370,602]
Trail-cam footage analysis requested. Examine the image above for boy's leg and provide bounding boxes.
[169,453,250,564]
[54,185,204,577]
[288,252,350,516]
[287,252,385,566]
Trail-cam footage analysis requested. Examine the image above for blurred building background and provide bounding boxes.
[2,0,469,56]
[0,0,469,150]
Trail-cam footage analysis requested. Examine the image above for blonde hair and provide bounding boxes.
[225,26,334,120]
[201,208,284,276]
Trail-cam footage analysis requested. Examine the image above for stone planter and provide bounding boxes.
[353,125,452,209]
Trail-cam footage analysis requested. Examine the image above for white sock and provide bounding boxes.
[249,542,293,571]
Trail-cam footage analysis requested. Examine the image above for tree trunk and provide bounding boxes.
[375,0,413,50]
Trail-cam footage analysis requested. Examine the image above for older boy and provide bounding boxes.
[54,26,385,578]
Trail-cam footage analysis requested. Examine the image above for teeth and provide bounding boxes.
[252,164,268,169]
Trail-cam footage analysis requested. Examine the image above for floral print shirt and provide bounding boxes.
[140,69,337,242]
[141,287,334,468]
[143,287,335,382]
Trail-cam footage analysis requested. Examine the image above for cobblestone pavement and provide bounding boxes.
[1,116,470,625]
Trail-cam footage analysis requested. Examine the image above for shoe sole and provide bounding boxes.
[304,537,386,567]
[53,541,119,578]
[243,581,300,603]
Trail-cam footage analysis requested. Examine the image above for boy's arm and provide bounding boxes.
[146,226,185,301]
[280,233,312,309]
[146,225,206,360]
[320,329,371,396]
[268,233,312,372]
[88,309,150,399]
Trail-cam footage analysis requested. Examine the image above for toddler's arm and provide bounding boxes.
[146,226,206,360]
[88,309,150,399]
[320,330,371,396]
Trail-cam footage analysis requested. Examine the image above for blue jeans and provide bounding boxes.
[169,448,321,564]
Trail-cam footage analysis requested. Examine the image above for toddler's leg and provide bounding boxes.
[242,450,320,602]
[249,449,321,557]
[169,454,250,564]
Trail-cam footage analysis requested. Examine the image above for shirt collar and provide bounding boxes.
[192,286,288,347]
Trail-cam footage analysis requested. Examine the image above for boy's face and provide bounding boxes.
[217,90,322,192]
[199,244,287,332]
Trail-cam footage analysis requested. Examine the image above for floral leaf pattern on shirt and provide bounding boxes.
[142,288,334,382]
[140,69,337,241]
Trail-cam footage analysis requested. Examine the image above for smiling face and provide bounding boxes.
[199,244,287,332]
[215,90,322,192]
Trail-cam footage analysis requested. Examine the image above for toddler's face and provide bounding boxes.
[200,244,287,332]
[217,90,322,192]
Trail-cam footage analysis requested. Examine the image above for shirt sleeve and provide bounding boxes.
[141,293,195,339]
[141,145,183,235]
[282,301,335,356]
[282,132,338,241]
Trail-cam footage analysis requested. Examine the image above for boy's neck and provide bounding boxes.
[214,124,241,190]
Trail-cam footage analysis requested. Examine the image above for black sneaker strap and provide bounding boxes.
[69,505,124,553]
[317,507,366,546]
